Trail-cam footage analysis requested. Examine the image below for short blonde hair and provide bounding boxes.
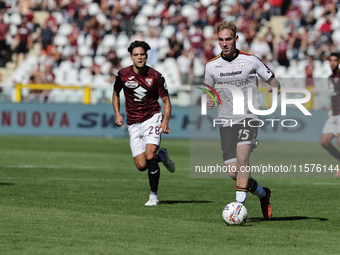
[216,22,237,37]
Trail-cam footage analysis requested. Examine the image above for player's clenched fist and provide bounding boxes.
[115,114,123,127]
[207,98,215,109]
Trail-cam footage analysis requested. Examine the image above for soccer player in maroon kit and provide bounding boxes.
[321,53,340,177]
[112,41,175,205]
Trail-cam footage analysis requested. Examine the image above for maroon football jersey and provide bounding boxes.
[114,66,169,125]
[329,69,340,116]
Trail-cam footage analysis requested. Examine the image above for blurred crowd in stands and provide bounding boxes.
[0,0,339,103]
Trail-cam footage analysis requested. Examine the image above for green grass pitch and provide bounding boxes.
[0,136,340,254]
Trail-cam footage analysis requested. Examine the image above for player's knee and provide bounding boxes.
[146,157,159,171]
[321,139,330,148]
[145,153,155,161]
[135,162,147,171]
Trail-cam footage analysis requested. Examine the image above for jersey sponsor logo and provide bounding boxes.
[145,78,153,87]
[125,81,138,88]
[134,86,147,101]
[239,63,245,69]
[220,71,242,77]
[224,79,250,87]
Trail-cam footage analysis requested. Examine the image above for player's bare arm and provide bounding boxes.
[207,95,215,109]
[159,96,171,134]
[112,90,123,126]
[267,77,281,94]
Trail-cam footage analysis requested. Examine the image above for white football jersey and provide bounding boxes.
[204,50,274,125]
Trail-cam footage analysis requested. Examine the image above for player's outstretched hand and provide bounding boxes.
[115,114,123,127]
[207,98,215,109]
[159,121,169,134]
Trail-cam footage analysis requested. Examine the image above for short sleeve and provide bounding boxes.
[157,75,169,98]
[204,64,214,90]
[253,56,275,82]
[113,72,123,93]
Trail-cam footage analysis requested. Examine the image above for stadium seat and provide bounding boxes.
[53,67,64,85]
[101,61,112,75]
[274,65,287,79]
[77,33,85,46]
[62,45,73,59]
[88,2,100,16]
[159,36,169,49]
[96,12,107,25]
[331,17,340,30]
[181,5,195,18]
[116,47,129,59]
[201,0,212,7]
[121,56,132,68]
[81,56,93,68]
[193,58,205,78]
[161,25,175,38]
[78,68,93,86]
[58,23,73,36]
[92,74,111,88]
[158,47,168,59]
[95,43,108,56]
[140,4,155,16]
[59,60,73,71]
[94,55,106,65]
[9,24,17,36]
[3,12,9,23]
[116,34,129,48]
[9,12,21,26]
[54,34,68,47]
[102,34,116,48]
[314,17,326,30]
[66,69,80,85]
[313,6,324,19]
[147,0,157,4]
[52,12,64,24]
[331,29,340,44]
[50,90,67,102]
[154,3,165,16]
[203,26,214,39]
[78,45,91,56]
[134,14,148,27]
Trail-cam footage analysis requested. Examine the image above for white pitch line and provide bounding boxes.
[0,165,191,171]
[0,176,216,183]
[0,165,134,170]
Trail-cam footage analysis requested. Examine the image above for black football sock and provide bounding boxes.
[325,144,340,161]
[147,157,160,193]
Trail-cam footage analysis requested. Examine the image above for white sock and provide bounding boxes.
[236,191,247,204]
[150,191,157,198]
[251,182,266,198]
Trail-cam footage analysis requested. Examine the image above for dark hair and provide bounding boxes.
[127,41,151,55]
[329,52,340,60]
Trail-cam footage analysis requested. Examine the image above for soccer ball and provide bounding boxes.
[222,202,248,225]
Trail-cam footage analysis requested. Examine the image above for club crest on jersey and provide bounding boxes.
[239,62,245,69]
[145,78,153,87]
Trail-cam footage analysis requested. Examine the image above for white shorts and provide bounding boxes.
[322,115,340,136]
[128,112,163,158]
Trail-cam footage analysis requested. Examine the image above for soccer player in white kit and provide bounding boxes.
[320,53,340,177]
[112,41,175,206]
[204,22,281,219]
